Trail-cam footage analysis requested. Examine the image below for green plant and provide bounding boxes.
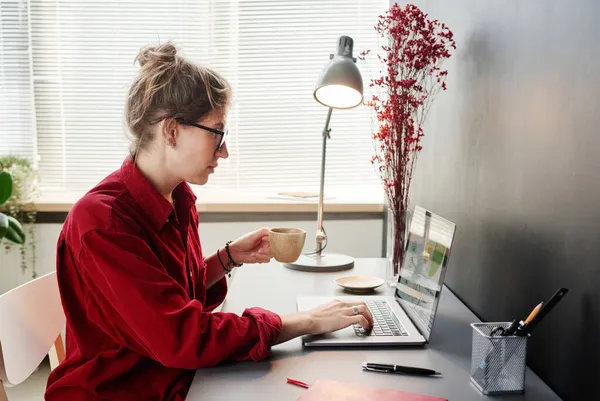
[0,172,26,243]
[0,156,38,278]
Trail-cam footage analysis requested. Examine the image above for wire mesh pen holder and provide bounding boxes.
[470,322,528,395]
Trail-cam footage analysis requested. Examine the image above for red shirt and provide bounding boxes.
[45,157,282,400]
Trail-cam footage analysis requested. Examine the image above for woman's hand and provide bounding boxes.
[274,300,374,345]
[228,228,272,265]
[305,299,374,335]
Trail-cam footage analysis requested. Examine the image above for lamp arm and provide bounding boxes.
[316,107,333,255]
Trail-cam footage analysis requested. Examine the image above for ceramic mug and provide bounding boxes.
[268,227,306,263]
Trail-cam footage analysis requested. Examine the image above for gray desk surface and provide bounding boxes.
[187,258,561,401]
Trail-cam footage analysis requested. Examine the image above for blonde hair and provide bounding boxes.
[126,41,230,158]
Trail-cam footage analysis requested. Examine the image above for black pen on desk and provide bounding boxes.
[362,363,441,376]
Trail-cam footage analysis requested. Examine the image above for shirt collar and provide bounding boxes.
[121,156,197,231]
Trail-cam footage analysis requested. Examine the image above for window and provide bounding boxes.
[0,0,36,160]
[2,0,387,194]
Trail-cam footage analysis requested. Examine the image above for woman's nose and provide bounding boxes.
[217,142,229,159]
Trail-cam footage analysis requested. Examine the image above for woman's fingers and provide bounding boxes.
[342,300,367,309]
[260,236,271,248]
[349,314,370,329]
[343,302,374,327]
[355,305,374,327]
[244,239,273,263]
[250,252,272,263]
[307,300,375,335]
[255,240,272,255]
[256,247,272,256]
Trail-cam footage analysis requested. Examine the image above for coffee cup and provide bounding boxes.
[268,227,306,263]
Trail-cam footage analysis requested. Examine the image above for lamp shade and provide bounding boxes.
[314,36,363,109]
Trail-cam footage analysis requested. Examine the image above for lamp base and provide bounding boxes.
[284,253,354,272]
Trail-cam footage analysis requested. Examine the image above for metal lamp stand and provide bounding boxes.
[284,107,354,272]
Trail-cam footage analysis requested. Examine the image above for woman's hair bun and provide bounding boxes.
[136,41,178,68]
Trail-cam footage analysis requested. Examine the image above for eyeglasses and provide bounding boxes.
[181,121,228,151]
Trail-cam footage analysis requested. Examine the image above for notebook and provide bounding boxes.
[295,380,447,401]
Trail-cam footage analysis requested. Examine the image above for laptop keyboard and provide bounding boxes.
[353,300,408,337]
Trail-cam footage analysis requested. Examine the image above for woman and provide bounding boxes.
[45,42,373,401]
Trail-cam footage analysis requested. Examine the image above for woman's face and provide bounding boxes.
[169,110,229,186]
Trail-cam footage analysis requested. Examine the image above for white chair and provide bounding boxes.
[0,272,66,400]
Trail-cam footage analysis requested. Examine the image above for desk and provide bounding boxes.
[187,259,561,401]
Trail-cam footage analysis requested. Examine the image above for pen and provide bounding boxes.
[497,289,569,379]
[493,319,517,336]
[286,378,310,389]
[506,302,543,336]
[476,300,541,386]
[516,288,568,336]
[362,363,441,376]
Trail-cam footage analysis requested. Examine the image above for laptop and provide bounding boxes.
[297,205,456,347]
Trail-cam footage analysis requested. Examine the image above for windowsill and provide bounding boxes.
[34,188,386,213]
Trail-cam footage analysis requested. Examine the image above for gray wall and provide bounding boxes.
[393,1,600,400]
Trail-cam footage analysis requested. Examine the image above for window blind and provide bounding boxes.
[0,0,36,160]
[5,0,387,194]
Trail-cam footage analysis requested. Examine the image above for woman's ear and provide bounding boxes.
[162,118,179,147]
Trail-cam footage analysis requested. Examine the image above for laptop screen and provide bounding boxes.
[394,206,456,342]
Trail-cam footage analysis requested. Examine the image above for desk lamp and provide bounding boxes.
[285,36,363,272]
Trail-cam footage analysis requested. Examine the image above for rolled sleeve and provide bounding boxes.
[240,307,283,361]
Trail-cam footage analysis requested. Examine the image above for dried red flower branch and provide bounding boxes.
[361,4,455,276]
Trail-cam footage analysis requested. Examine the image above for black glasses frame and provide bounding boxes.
[181,121,228,151]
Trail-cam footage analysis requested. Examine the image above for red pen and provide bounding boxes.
[286,378,310,389]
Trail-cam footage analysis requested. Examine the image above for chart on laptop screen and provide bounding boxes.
[395,206,456,340]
